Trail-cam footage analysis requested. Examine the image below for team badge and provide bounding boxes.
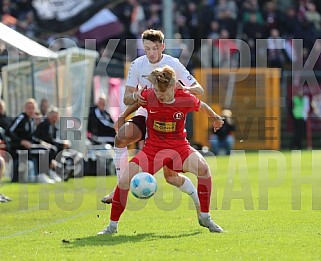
[173,111,184,120]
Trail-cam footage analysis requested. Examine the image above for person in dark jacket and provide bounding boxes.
[8,99,54,183]
[0,99,11,132]
[87,95,116,146]
[8,98,37,157]
[34,107,68,182]
[209,109,236,155]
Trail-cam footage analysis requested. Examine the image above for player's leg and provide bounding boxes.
[163,166,200,215]
[101,116,145,204]
[182,150,223,233]
[114,120,142,178]
[98,161,142,235]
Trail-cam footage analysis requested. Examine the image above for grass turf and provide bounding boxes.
[0,151,321,260]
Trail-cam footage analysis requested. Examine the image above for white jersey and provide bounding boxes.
[126,54,196,117]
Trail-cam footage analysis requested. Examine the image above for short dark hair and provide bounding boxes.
[142,29,164,43]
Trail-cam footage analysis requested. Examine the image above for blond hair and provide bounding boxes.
[147,66,176,92]
[25,98,38,109]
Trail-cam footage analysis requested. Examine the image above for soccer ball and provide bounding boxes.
[130,172,157,199]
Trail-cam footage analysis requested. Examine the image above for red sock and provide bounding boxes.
[110,185,129,221]
[197,176,212,212]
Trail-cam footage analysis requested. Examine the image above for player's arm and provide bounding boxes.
[123,85,147,106]
[184,81,204,96]
[123,85,138,105]
[114,102,140,132]
[200,101,224,132]
[173,59,204,95]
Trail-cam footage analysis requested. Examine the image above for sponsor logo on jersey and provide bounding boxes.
[153,121,176,132]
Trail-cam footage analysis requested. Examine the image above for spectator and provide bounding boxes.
[215,0,238,20]
[262,1,281,33]
[198,0,215,39]
[279,7,303,38]
[209,109,236,155]
[0,99,11,132]
[214,29,238,68]
[241,0,264,25]
[243,12,265,66]
[0,41,8,73]
[39,98,50,117]
[208,20,220,41]
[34,107,69,182]
[217,9,238,38]
[0,99,11,153]
[291,87,310,150]
[267,28,285,68]
[7,98,54,183]
[87,95,116,146]
[183,1,201,51]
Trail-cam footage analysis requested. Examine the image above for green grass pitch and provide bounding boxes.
[0,151,321,260]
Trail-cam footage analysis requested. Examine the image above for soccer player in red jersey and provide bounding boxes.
[98,66,224,234]
[101,29,203,208]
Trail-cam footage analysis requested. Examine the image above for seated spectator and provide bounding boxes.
[39,98,50,117]
[0,99,11,132]
[87,95,116,146]
[0,102,10,160]
[7,98,54,183]
[34,107,70,182]
[209,109,236,155]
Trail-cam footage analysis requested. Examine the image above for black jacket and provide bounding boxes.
[87,107,116,141]
[34,118,57,144]
[8,113,35,151]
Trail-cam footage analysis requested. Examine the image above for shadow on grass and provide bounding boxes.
[65,230,201,247]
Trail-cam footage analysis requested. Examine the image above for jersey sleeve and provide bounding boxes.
[176,90,201,113]
[190,92,201,111]
[125,60,139,88]
[171,58,196,87]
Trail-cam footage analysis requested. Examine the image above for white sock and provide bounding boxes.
[178,176,200,207]
[109,220,118,228]
[200,212,210,218]
[113,147,128,181]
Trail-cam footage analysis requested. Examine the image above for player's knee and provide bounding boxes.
[198,162,210,177]
[114,134,128,148]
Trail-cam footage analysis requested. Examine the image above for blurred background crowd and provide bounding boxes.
[1,0,321,70]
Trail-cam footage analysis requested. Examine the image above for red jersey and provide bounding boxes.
[141,88,201,148]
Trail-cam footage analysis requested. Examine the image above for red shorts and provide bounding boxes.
[130,144,197,174]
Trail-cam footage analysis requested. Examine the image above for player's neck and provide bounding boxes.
[162,98,175,104]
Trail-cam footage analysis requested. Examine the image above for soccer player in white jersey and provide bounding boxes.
[101,29,204,215]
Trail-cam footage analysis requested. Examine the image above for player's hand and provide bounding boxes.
[213,117,224,132]
[136,86,147,106]
[114,116,126,133]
